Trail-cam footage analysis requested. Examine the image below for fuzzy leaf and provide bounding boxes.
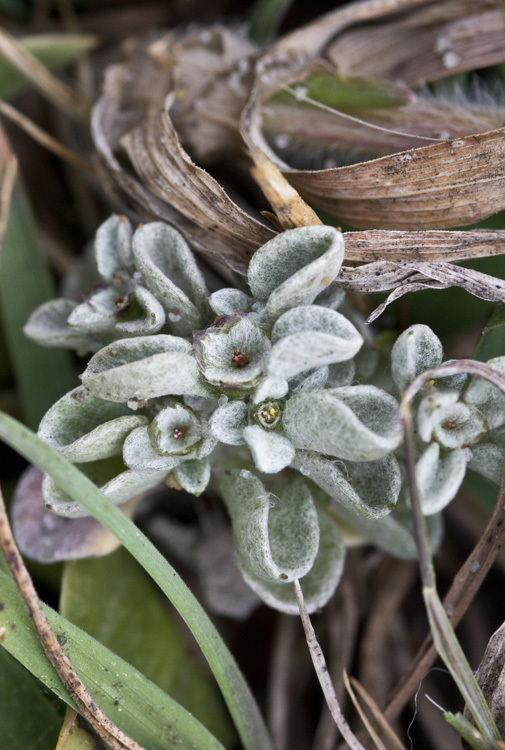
[326,360,355,388]
[463,357,505,431]
[247,226,344,321]
[284,386,402,461]
[94,214,134,281]
[209,400,248,445]
[122,426,180,471]
[267,305,362,379]
[468,442,505,485]
[12,467,125,562]
[242,425,295,473]
[80,335,209,401]
[328,492,443,560]
[38,387,148,462]
[132,222,209,334]
[290,367,329,393]
[23,298,97,351]
[252,376,289,403]
[43,461,166,518]
[209,289,255,316]
[416,442,467,515]
[221,470,319,584]
[417,390,488,448]
[391,324,443,394]
[174,459,211,496]
[291,451,401,519]
[238,507,345,615]
[68,285,166,338]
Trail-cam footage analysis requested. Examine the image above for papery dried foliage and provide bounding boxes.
[89,0,505,317]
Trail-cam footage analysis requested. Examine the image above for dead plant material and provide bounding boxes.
[89,0,505,321]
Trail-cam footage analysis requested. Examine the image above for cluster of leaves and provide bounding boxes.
[22,215,505,617]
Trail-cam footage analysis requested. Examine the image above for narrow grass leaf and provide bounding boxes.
[0,569,225,750]
[0,411,273,750]
[0,183,75,428]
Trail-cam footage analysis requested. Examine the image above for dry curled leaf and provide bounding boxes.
[90,0,505,301]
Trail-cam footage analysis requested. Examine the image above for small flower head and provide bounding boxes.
[193,313,271,390]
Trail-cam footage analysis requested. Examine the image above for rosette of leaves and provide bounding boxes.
[391,324,505,516]
[24,215,212,352]
[22,218,439,614]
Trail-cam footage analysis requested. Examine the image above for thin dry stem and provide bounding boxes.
[382,360,505,725]
[343,670,389,750]
[348,677,406,750]
[267,613,298,750]
[294,578,367,750]
[0,100,95,175]
[0,26,89,118]
[0,483,146,750]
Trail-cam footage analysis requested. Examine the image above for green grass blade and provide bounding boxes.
[61,549,233,745]
[0,33,98,100]
[0,647,63,749]
[0,568,225,750]
[0,183,76,428]
[0,411,273,750]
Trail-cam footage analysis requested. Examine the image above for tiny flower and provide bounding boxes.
[149,402,203,456]
[193,313,271,390]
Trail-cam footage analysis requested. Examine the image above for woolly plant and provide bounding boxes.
[23,215,505,614]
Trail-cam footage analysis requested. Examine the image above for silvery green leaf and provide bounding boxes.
[209,401,248,445]
[267,306,362,379]
[314,285,346,310]
[417,390,488,448]
[132,222,209,334]
[23,299,97,351]
[116,285,166,335]
[194,423,218,459]
[42,463,166,517]
[123,426,180,471]
[252,376,289,404]
[391,324,443,394]
[81,335,210,401]
[291,451,401,519]
[328,491,443,559]
[339,301,378,381]
[415,442,467,514]
[68,285,166,338]
[94,214,134,281]
[432,404,488,449]
[434,360,468,391]
[247,226,344,321]
[209,289,255,316]
[38,387,148,462]
[326,361,355,388]
[150,402,202,456]
[238,507,345,615]
[174,459,210,496]
[194,314,271,390]
[291,367,329,394]
[463,356,505,430]
[417,390,459,443]
[284,386,402,461]
[242,425,295,473]
[468,442,505,484]
[220,470,319,584]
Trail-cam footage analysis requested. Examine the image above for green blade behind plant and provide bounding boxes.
[0,568,225,750]
[0,410,273,750]
[0,182,76,428]
[60,548,232,745]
